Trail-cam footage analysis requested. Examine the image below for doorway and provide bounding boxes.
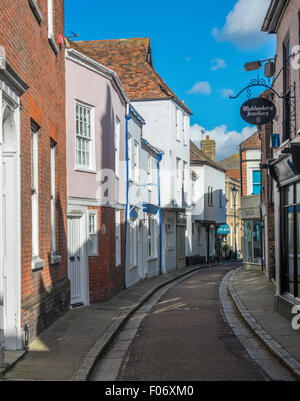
[2,105,22,350]
[67,215,89,306]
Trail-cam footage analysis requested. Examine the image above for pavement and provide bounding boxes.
[228,267,300,380]
[0,263,211,381]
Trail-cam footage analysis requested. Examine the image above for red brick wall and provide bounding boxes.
[0,0,69,342]
[260,114,275,279]
[88,207,125,303]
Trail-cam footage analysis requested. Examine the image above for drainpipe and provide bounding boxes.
[124,108,131,290]
[157,153,163,275]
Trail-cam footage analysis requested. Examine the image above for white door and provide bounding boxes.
[67,216,88,306]
[2,153,20,349]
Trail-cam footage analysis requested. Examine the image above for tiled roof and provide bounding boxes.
[218,153,240,170]
[66,37,192,115]
[190,141,226,172]
[240,131,261,150]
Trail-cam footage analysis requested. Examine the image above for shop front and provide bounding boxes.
[240,194,262,269]
[270,151,300,319]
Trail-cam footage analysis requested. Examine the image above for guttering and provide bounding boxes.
[124,105,131,289]
[262,0,289,33]
[157,152,163,275]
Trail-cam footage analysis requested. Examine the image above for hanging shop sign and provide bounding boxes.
[240,97,276,126]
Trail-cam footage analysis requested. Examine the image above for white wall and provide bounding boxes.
[126,114,160,287]
[132,99,190,210]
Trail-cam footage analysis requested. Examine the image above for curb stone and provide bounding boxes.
[228,267,300,381]
[72,263,217,381]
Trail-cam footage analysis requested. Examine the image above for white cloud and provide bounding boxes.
[211,58,227,71]
[220,88,234,98]
[190,123,256,160]
[187,81,212,95]
[213,0,271,49]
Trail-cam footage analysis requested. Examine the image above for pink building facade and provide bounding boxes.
[65,48,128,305]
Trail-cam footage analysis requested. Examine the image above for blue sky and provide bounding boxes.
[65,0,275,160]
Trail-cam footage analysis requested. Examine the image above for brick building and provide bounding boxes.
[0,0,68,364]
[262,0,300,319]
[239,132,263,269]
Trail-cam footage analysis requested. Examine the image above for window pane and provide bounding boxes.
[253,171,261,184]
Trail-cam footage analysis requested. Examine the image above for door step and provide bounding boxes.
[71,302,84,309]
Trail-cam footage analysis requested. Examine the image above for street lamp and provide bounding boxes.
[244,58,276,78]
[231,186,238,261]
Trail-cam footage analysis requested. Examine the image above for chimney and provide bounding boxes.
[201,135,216,161]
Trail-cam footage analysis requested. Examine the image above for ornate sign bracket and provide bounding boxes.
[229,77,295,100]
[230,77,296,136]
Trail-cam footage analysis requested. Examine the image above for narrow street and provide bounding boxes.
[91,265,272,382]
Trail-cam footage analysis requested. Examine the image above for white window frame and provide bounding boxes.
[134,140,139,183]
[29,0,43,23]
[88,210,98,257]
[177,158,181,191]
[115,210,121,266]
[75,101,95,172]
[148,155,153,192]
[115,116,120,179]
[176,109,181,141]
[183,115,188,145]
[31,129,39,260]
[128,133,132,181]
[47,0,58,53]
[50,143,61,264]
[31,127,45,270]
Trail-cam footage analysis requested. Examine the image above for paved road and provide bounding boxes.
[116,265,269,381]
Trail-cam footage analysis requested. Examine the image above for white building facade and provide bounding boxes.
[187,141,226,265]
[132,99,191,273]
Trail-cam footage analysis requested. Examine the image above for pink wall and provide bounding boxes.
[66,54,127,204]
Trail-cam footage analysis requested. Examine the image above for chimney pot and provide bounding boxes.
[206,135,210,140]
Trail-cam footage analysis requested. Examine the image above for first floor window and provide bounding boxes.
[115,116,120,178]
[252,170,262,195]
[134,140,139,183]
[76,102,94,169]
[88,210,98,256]
[31,126,39,260]
[116,210,121,266]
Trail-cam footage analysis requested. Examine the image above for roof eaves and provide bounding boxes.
[65,48,130,104]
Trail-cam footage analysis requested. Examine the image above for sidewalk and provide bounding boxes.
[228,268,300,380]
[0,264,210,381]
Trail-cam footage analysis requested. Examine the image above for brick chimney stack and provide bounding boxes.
[201,135,216,161]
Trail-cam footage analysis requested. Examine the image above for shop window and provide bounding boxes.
[282,182,300,297]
